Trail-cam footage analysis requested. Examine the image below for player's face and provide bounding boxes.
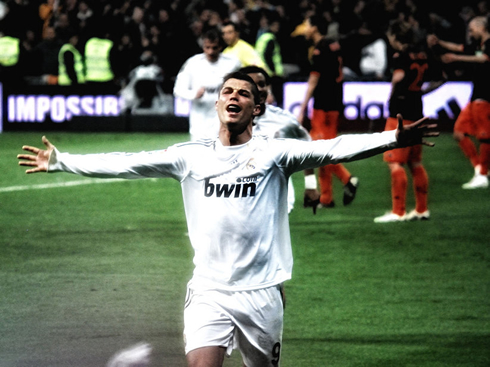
[222,25,238,46]
[216,78,260,129]
[247,72,269,104]
[468,20,485,41]
[203,39,221,62]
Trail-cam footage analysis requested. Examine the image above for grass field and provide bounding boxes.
[0,131,489,367]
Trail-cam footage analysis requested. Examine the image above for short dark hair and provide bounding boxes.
[203,27,222,43]
[220,71,260,105]
[308,14,329,36]
[238,65,271,86]
[387,19,414,46]
[222,21,239,33]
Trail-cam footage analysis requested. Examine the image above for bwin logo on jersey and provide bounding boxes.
[204,178,256,198]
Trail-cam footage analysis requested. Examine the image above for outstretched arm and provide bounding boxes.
[18,136,186,180]
[395,113,439,147]
[17,136,54,174]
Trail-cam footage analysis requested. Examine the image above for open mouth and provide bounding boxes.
[226,104,242,114]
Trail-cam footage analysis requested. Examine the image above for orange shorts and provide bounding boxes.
[454,100,490,140]
[383,117,422,164]
[310,109,339,140]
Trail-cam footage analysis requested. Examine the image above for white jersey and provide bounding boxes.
[47,132,397,292]
[253,104,312,212]
[173,54,242,140]
[254,104,311,141]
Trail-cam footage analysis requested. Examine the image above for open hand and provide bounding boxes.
[395,114,439,148]
[17,136,54,173]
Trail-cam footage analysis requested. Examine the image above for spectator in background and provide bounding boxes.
[32,25,63,85]
[63,0,80,29]
[120,49,169,114]
[76,0,93,23]
[339,0,390,81]
[173,28,242,140]
[358,33,388,80]
[0,0,485,91]
[124,4,146,55]
[39,0,60,39]
[54,12,75,44]
[1,0,41,39]
[221,21,266,69]
[113,32,140,87]
[152,6,192,93]
[227,1,255,45]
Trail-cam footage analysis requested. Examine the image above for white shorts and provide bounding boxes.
[183,284,284,366]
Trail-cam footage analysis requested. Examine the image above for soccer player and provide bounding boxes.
[427,16,490,189]
[239,65,320,213]
[174,28,242,141]
[297,14,359,208]
[18,72,437,367]
[374,19,445,223]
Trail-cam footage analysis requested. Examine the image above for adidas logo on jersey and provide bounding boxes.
[204,177,257,198]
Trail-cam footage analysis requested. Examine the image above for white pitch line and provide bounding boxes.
[0,178,127,193]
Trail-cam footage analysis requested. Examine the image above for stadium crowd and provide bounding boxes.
[0,0,487,101]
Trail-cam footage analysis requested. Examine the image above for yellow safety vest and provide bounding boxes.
[255,32,284,77]
[58,44,85,85]
[0,36,20,66]
[84,38,114,82]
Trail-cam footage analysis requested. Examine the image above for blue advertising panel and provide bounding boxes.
[1,82,472,132]
[1,84,123,132]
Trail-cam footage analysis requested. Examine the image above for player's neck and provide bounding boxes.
[218,124,253,146]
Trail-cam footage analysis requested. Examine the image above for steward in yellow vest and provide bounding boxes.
[84,37,115,83]
[255,24,284,78]
[58,35,85,85]
[0,35,20,67]
[0,32,24,85]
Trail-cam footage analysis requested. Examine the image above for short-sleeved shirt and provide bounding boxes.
[388,48,434,121]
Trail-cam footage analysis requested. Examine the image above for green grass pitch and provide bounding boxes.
[0,131,489,366]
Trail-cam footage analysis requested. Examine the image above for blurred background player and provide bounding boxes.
[240,65,320,214]
[427,16,490,189]
[374,19,445,223]
[174,28,241,140]
[297,14,358,209]
[83,25,117,91]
